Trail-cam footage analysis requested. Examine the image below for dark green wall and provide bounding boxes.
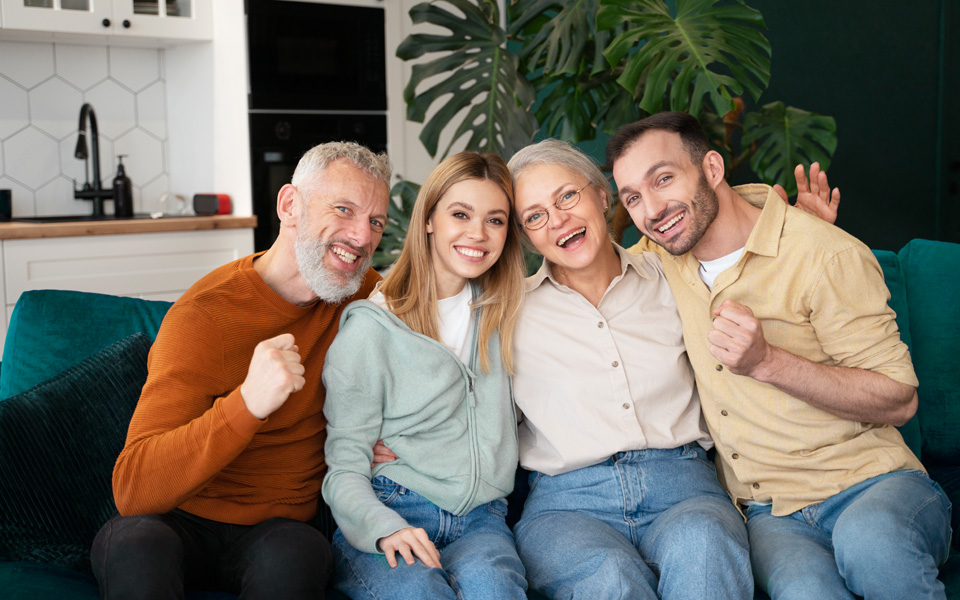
[741,0,959,250]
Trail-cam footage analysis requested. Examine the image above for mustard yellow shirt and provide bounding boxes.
[629,184,922,516]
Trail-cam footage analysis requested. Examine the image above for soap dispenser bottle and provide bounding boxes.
[112,155,133,218]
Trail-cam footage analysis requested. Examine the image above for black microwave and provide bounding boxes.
[246,0,387,111]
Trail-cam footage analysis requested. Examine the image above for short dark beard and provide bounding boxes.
[657,173,719,256]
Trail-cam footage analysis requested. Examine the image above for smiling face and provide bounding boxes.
[514,162,610,274]
[426,178,511,299]
[294,158,390,302]
[612,130,719,256]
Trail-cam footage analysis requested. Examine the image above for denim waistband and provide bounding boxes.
[606,442,706,465]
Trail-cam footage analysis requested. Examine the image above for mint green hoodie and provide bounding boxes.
[321,298,519,554]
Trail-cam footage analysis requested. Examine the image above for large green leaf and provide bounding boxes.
[742,101,838,196]
[372,180,421,271]
[598,0,770,117]
[398,0,537,159]
[509,0,603,76]
[534,73,639,141]
[510,0,633,142]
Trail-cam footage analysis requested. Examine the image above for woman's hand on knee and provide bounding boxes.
[377,527,442,569]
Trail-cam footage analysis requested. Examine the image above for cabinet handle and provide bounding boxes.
[123,20,131,28]
[102,18,111,27]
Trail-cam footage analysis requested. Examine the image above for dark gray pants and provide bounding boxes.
[91,509,333,600]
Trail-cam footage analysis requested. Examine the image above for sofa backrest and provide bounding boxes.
[873,248,921,458]
[0,290,172,399]
[897,239,960,465]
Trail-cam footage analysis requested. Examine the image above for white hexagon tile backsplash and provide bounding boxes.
[0,40,169,218]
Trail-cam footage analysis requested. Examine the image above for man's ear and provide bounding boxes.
[277,184,300,227]
[702,150,726,189]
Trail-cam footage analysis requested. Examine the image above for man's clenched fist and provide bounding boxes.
[240,333,305,420]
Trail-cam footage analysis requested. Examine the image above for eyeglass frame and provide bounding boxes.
[520,183,590,231]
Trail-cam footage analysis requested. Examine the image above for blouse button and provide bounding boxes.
[622,402,630,410]
[598,321,605,328]
[612,360,619,368]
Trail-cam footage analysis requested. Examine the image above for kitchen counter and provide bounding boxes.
[0,215,257,240]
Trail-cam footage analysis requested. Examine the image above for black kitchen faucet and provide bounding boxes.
[73,103,113,217]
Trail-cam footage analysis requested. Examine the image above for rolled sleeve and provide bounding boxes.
[810,244,918,387]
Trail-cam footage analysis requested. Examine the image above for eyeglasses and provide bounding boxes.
[521,184,588,231]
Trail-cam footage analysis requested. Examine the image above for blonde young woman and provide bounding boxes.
[321,151,528,599]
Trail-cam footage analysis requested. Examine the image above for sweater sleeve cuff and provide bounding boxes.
[362,513,412,555]
[221,388,264,439]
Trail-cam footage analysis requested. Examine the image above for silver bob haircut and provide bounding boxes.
[506,139,612,204]
[291,141,392,196]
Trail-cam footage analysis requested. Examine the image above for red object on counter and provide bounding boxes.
[193,194,232,215]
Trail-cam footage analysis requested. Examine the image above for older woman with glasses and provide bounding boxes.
[506,139,752,600]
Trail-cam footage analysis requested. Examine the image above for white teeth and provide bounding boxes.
[557,227,586,246]
[457,247,485,258]
[658,212,684,233]
[332,247,358,263]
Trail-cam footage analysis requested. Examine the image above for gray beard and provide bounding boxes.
[294,233,370,304]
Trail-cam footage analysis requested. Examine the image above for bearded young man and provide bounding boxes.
[91,142,391,600]
[609,112,951,600]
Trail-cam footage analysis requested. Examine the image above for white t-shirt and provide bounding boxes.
[369,283,474,363]
[698,247,744,290]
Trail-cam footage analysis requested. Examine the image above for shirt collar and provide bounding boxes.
[525,242,657,293]
[735,183,785,259]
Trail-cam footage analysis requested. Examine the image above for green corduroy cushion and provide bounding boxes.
[0,290,171,399]
[898,240,960,464]
[0,333,150,572]
[0,562,244,600]
[0,562,101,600]
[872,249,921,459]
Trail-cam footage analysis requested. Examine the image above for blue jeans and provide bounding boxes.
[745,469,952,600]
[514,444,752,600]
[332,476,527,600]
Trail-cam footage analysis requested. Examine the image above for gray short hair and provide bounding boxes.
[291,141,392,194]
[507,139,612,202]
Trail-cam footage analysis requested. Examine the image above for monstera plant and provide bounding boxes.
[374,0,838,267]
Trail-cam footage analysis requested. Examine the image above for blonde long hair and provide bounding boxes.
[379,151,525,374]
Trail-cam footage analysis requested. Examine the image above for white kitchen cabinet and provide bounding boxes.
[0,0,212,42]
[0,227,252,354]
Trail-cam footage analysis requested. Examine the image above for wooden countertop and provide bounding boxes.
[0,215,257,240]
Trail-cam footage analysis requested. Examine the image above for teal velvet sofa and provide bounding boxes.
[0,238,957,599]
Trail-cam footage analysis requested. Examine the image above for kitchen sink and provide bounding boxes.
[9,213,190,223]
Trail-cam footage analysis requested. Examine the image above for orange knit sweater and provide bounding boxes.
[112,253,379,525]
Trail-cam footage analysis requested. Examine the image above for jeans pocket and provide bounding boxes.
[371,476,402,506]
